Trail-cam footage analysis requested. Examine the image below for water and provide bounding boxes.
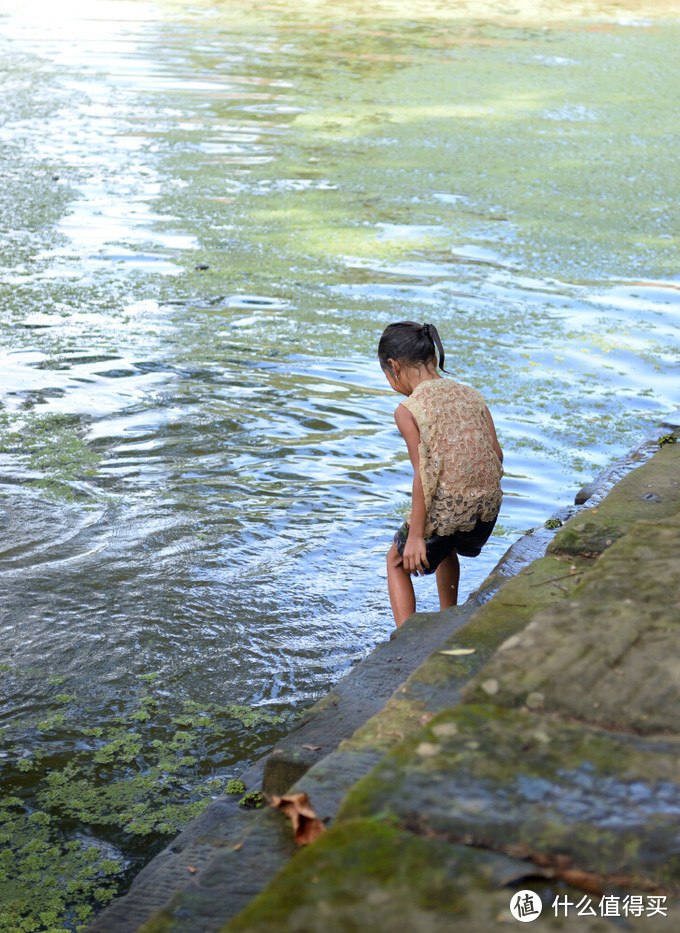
[0,0,679,926]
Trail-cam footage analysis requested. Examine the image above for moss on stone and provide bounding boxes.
[222,819,532,933]
[335,705,680,888]
[463,509,680,733]
[549,444,680,558]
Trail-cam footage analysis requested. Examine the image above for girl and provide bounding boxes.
[379,321,503,627]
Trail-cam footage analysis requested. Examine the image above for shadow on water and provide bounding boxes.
[0,0,679,926]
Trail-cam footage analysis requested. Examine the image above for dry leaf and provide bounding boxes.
[558,869,604,895]
[271,792,326,846]
[440,648,476,656]
[302,744,322,751]
[232,841,243,851]
[187,866,197,874]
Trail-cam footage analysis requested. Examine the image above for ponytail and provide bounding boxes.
[422,322,447,372]
[378,321,448,374]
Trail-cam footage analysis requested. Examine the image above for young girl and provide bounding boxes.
[379,321,503,627]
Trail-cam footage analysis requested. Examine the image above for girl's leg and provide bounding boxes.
[387,542,415,627]
[436,551,459,610]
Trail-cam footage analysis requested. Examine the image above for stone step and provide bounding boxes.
[217,442,680,932]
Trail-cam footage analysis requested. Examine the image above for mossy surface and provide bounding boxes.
[548,444,680,557]
[337,705,680,888]
[221,818,541,933]
[220,813,678,932]
[463,510,680,732]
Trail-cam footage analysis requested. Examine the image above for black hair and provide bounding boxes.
[378,321,448,375]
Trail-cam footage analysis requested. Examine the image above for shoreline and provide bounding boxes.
[87,406,680,933]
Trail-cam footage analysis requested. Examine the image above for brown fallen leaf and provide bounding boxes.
[558,868,604,896]
[271,792,325,846]
[187,866,197,874]
[232,841,243,851]
[302,744,322,751]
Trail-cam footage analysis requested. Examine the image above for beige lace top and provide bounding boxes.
[401,378,503,537]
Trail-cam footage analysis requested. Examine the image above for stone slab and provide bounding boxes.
[338,705,680,890]
[221,817,677,933]
[137,809,297,933]
[550,442,680,558]
[463,510,680,734]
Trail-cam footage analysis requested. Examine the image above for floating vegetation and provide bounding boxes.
[0,798,121,933]
[545,518,563,530]
[0,669,291,932]
[238,792,265,809]
[0,412,100,478]
[0,411,102,502]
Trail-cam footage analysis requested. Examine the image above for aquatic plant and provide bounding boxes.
[0,669,289,932]
[0,411,102,502]
[239,792,265,809]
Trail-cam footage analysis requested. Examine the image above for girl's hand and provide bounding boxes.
[402,535,429,576]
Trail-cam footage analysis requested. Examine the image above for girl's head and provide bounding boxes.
[378,321,447,382]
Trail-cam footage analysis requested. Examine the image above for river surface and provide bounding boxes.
[0,0,679,926]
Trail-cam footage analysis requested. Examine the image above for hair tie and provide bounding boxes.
[422,322,431,337]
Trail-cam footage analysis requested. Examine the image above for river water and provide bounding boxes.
[0,0,679,925]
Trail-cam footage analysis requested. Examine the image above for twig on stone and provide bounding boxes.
[530,571,580,588]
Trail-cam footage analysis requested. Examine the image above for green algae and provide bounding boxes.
[238,792,265,809]
[0,411,102,501]
[154,5,680,289]
[0,669,291,933]
[0,796,121,933]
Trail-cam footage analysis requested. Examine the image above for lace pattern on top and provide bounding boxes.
[401,378,503,537]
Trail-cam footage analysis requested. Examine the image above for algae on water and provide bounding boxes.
[0,669,289,932]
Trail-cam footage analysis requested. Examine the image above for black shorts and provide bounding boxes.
[393,515,497,575]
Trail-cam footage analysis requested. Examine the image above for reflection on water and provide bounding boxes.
[0,0,679,921]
